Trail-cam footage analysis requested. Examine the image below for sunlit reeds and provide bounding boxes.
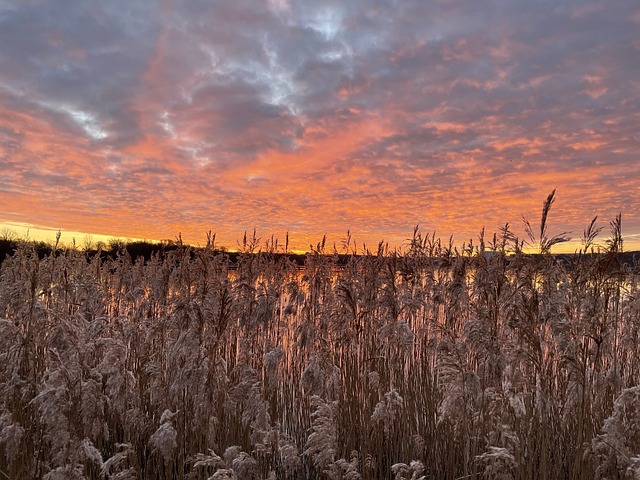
[0,204,638,479]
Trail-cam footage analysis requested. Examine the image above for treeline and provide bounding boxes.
[0,236,346,268]
[0,237,189,264]
[1,235,638,271]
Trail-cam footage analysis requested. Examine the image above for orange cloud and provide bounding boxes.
[1,0,639,253]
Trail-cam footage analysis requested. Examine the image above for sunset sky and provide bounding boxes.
[1,0,639,252]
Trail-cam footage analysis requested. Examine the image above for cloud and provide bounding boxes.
[0,0,639,250]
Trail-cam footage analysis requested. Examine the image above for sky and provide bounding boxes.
[1,0,639,252]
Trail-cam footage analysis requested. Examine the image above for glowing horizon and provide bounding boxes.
[1,217,637,256]
[1,1,639,253]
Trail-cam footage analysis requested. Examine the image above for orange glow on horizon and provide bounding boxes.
[1,218,638,255]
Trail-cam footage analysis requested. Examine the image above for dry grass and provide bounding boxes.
[0,208,639,479]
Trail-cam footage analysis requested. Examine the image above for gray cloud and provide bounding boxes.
[0,0,639,247]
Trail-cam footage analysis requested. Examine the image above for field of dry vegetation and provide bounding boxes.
[1,207,639,479]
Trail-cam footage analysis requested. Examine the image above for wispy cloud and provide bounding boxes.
[1,0,639,250]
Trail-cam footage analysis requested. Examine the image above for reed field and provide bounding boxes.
[1,203,639,479]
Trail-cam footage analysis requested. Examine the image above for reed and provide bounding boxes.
[0,200,638,479]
